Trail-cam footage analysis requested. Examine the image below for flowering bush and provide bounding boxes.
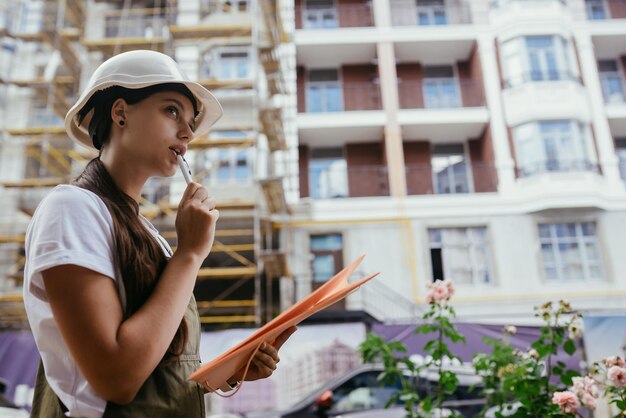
[360,279,464,418]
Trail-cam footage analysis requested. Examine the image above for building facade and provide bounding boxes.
[284,0,626,323]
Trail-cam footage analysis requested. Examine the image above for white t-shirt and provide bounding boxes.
[23,184,173,418]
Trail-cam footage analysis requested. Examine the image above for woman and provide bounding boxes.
[23,50,296,417]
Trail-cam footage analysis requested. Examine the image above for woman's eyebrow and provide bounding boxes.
[162,98,196,130]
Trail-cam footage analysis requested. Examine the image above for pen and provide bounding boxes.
[176,152,193,184]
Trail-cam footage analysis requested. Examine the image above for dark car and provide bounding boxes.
[243,363,484,418]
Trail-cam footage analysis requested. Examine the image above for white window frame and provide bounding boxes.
[585,0,609,19]
[538,222,605,282]
[431,143,474,194]
[598,58,626,104]
[500,35,578,88]
[303,0,339,29]
[422,64,462,109]
[416,0,447,26]
[428,226,493,286]
[203,46,252,80]
[309,147,349,199]
[306,68,344,113]
[513,120,595,177]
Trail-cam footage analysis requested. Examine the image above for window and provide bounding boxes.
[585,0,607,19]
[201,48,250,80]
[422,65,460,108]
[416,0,447,25]
[513,121,594,177]
[328,371,406,413]
[310,234,343,282]
[598,59,626,104]
[309,148,348,199]
[431,144,470,194]
[615,138,626,181]
[539,222,604,281]
[500,36,578,88]
[306,69,343,112]
[197,133,253,185]
[304,0,338,28]
[429,227,492,285]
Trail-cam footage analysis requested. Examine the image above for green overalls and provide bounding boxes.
[30,295,206,417]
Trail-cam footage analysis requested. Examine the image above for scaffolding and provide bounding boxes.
[0,0,292,330]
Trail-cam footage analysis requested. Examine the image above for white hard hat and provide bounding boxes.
[65,50,223,149]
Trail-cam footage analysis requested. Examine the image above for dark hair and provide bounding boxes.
[73,83,199,357]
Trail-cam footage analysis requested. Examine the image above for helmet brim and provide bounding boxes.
[65,79,223,150]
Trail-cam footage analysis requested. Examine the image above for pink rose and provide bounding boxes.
[571,376,599,398]
[425,280,455,303]
[604,356,626,368]
[608,366,626,388]
[442,279,455,297]
[581,393,596,411]
[552,391,580,414]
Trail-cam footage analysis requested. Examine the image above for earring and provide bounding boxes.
[119,119,125,126]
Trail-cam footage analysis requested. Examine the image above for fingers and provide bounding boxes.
[255,346,278,370]
[272,326,297,351]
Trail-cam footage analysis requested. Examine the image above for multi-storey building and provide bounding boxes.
[0,0,292,329]
[284,0,626,323]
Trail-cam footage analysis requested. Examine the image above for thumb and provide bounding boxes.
[272,326,297,351]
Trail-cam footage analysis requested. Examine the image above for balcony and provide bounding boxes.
[296,2,373,29]
[81,8,169,53]
[600,71,626,104]
[489,0,570,26]
[390,1,471,26]
[406,162,498,195]
[303,81,382,113]
[398,79,485,109]
[516,159,599,178]
[309,164,389,199]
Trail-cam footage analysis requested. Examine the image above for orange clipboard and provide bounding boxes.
[188,255,379,389]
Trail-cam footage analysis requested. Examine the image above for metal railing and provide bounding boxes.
[103,9,169,39]
[398,79,485,109]
[391,1,472,26]
[600,72,626,104]
[305,82,382,112]
[503,70,582,89]
[351,271,425,323]
[405,162,498,195]
[296,3,373,29]
[490,0,567,9]
[517,159,599,178]
[309,164,389,199]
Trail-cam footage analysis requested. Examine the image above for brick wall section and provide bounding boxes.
[297,66,306,112]
[338,0,373,27]
[341,64,381,110]
[609,0,626,18]
[345,142,389,196]
[404,141,432,195]
[495,39,505,90]
[508,126,519,177]
[457,43,485,107]
[571,36,584,84]
[295,0,303,29]
[589,125,603,175]
[622,56,626,81]
[299,145,310,197]
[468,126,497,192]
[397,63,423,109]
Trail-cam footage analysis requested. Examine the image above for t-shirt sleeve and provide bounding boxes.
[28,186,117,281]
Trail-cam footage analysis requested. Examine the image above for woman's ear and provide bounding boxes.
[111,98,128,127]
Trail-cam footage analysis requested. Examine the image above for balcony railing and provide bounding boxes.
[307,162,499,199]
[405,162,498,195]
[305,82,382,112]
[309,164,389,198]
[517,159,599,178]
[585,0,626,20]
[297,3,373,29]
[490,0,567,9]
[398,79,485,109]
[391,2,471,26]
[102,9,170,39]
[503,70,581,89]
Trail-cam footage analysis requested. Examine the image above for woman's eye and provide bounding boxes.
[167,107,179,118]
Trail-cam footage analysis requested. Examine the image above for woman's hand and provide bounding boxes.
[230,326,298,384]
[175,182,219,260]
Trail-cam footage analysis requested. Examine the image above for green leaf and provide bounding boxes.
[563,339,576,356]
